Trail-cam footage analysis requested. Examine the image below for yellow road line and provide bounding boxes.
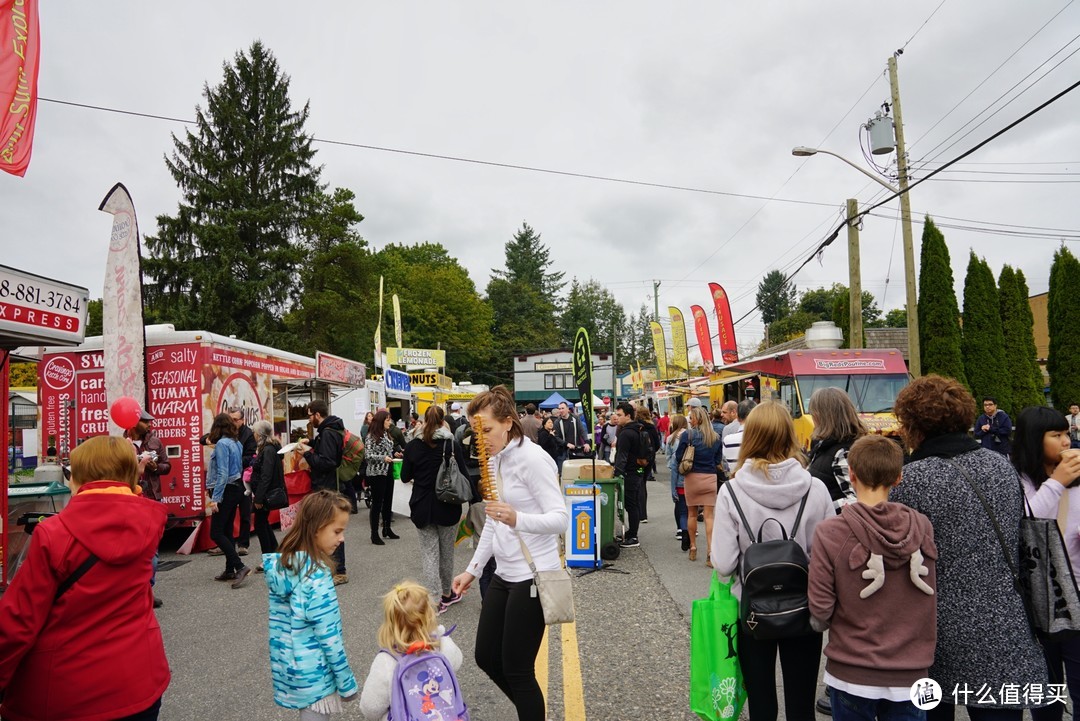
[536,626,550,708]
[561,620,587,720]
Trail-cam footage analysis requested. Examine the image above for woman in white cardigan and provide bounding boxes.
[452,386,568,721]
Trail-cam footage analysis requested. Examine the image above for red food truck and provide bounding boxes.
[38,325,317,526]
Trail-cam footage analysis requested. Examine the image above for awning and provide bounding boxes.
[707,371,760,387]
[539,392,570,410]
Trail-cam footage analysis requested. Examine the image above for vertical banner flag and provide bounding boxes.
[649,321,668,380]
[0,0,39,177]
[392,293,402,349]
[691,305,715,372]
[709,283,739,365]
[374,276,384,368]
[99,183,147,435]
[668,306,690,377]
[572,328,594,431]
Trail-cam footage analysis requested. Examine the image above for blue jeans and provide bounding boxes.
[830,687,925,721]
[674,492,688,532]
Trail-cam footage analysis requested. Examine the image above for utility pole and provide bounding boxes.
[847,198,863,349]
[889,53,921,377]
[652,280,661,322]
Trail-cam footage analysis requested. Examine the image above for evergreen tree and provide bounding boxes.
[633,302,658,369]
[1048,246,1080,409]
[961,252,1010,412]
[1015,269,1047,404]
[831,288,882,346]
[143,41,322,344]
[558,279,626,353]
[756,270,796,325]
[86,299,103,336]
[999,265,1044,413]
[490,222,565,299]
[917,216,966,384]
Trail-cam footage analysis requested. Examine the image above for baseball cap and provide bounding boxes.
[451,402,463,411]
[140,409,155,421]
[687,397,704,408]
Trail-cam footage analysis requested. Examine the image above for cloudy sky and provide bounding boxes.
[4,1,1080,360]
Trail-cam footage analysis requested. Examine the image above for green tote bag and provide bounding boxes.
[690,571,747,721]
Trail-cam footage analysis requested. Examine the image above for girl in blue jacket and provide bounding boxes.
[265,491,359,719]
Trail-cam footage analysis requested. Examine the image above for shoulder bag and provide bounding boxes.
[496,462,575,624]
[947,458,1080,640]
[679,431,696,475]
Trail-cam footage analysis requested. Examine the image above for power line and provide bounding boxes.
[37,96,838,209]
[900,0,951,51]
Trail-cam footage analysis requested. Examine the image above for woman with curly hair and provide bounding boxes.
[889,375,1047,721]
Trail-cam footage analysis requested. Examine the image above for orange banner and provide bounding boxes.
[709,282,739,365]
[691,305,714,371]
[0,0,39,177]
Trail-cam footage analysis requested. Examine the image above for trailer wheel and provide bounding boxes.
[601,542,621,561]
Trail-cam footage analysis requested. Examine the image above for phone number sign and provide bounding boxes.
[0,264,89,347]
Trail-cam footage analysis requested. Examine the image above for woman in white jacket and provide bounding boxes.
[452,386,568,721]
[711,401,833,721]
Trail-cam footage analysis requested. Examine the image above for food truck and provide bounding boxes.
[708,348,910,447]
[38,325,320,526]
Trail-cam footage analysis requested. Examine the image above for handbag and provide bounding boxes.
[679,432,697,475]
[515,532,576,625]
[264,485,289,510]
[495,462,575,624]
[690,571,747,721]
[435,440,472,505]
[948,459,1080,640]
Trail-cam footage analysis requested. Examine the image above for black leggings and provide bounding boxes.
[474,574,547,721]
[368,474,394,532]
[738,626,822,721]
[253,507,278,555]
[209,484,245,573]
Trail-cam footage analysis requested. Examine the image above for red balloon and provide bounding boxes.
[110,396,142,430]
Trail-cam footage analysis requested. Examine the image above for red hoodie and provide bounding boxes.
[0,481,170,721]
[808,500,938,689]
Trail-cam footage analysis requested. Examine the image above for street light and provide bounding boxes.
[792,145,919,377]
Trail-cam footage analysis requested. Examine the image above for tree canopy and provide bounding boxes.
[917,217,966,384]
[757,270,796,326]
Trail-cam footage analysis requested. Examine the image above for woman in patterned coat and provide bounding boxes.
[890,375,1048,721]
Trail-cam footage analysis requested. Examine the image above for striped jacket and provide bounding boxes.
[264,552,358,709]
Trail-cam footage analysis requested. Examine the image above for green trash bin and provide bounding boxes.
[594,477,624,561]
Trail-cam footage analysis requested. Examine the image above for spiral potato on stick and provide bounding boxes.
[472,413,498,501]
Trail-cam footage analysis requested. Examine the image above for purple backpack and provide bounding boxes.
[385,643,469,721]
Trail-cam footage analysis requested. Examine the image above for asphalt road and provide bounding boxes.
[152,461,729,721]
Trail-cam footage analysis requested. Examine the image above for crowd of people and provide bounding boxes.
[5,377,1080,721]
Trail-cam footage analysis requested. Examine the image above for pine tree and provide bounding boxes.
[491,222,565,299]
[143,41,322,344]
[917,216,966,384]
[961,252,1010,412]
[756,270,796,325]
[999,265,1044,414]
[1048,246,1080,409]
[1015,269,1046,404]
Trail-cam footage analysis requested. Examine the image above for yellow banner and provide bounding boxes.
[650,321,668,380]
[392,294,402,349]
[669,306,689,376]
[408,372,453,389]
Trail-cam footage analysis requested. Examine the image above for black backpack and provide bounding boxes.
[634,425,655,468]
[726,483,814,640]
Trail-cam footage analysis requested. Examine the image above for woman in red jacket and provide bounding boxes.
[0,435,170,721]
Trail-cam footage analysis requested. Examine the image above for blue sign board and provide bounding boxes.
[565,483,600,569]
[384,368,411,393]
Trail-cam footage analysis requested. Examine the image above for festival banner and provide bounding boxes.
[668,306,690,377]
[709,282,740,365]
[374,276,384,368]
[572,328,594,430]
[99,183,146,435]
[0,0,39,176]
[392,293,402,349]
[649,321,668,381]
[691,305,715,372]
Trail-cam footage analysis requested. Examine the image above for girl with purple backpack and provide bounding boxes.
[359,581,466,721]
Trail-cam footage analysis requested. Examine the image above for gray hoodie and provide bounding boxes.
[710,457,834,599]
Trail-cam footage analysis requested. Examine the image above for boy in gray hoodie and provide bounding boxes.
[809,434,937,721]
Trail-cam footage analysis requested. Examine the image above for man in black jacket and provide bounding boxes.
[299,399,348,582]
[553,401,591,478]
[613,401,647,549]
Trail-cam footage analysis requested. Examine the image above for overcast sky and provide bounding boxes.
[4,1,1079,361]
